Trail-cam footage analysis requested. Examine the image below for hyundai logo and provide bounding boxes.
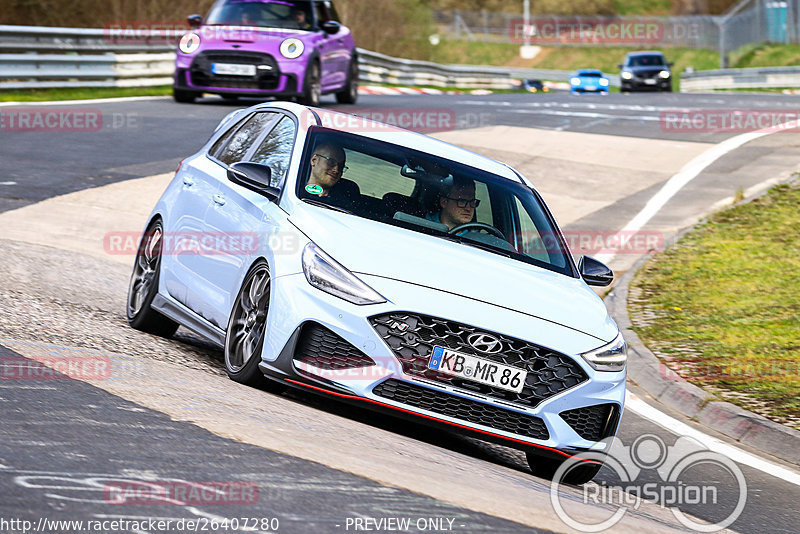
[467,333,503,354]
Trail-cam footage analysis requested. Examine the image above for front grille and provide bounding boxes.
[373,379,549,440]
[634,69,662,79]
[294,323,374,370]
[369,313,588,408]
[190,50,280,90]
[560,404,618,442]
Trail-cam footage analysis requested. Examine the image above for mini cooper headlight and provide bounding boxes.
[280,38,305,59]
[581,332,627,372]
[621,71,633,80]
[659,70,671,78]
[179,33,201,54]
[599,78,609,86]
[570,77,581,85]
[302,242,386,305]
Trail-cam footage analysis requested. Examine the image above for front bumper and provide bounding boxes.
[621,78,671,91]
[174,50,303,97]
[258,272,626,459]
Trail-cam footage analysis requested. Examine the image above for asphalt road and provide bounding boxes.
[1,90,799,533]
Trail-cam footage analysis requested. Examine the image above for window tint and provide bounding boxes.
[250,116,297,187]
[296,128,575,276]
[215,112,277,166]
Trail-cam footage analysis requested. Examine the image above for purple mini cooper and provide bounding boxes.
[173,0,358,105]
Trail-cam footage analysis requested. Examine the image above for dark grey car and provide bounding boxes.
[619,51,673,92]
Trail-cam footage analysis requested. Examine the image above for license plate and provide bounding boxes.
[428,346,526,393]
[584,86,597,91]
[211,63,256,76]
[644,79,656,85]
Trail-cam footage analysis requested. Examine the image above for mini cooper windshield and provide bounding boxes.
[297,128,575,277]
[206,0,315,30]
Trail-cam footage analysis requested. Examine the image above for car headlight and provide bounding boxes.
[570,77,581,85]
[302,242,386,305]
[179,33,201,54]
[621,71,633,80]
[659,70,671,78]
[581,332,627,372]
[599,78,609,86]
[280,38,305,59]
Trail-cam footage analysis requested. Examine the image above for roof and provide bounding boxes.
[265,102,524,184]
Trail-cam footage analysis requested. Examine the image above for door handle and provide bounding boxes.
[183,177,195,187]
[213,194,226,206]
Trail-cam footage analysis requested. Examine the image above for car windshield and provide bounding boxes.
[296,128,576,277]
[578,72,601,77]
[206,0,314,30]
[627,54,666,67]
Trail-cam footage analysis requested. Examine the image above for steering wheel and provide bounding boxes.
[449,222,505,240]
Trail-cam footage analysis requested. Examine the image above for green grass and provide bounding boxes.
[613,0,673,15]
[0,86,172,102]
[629,181,800,427]
[731,43,800,68]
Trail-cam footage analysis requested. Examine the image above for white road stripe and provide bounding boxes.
[0,181,16,186]
[595,125,777,264]
[515,109,661,121]
[0,96,168,107]
[627,392,800,486]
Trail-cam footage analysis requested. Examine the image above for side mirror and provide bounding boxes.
[321,20,341,34]
[616,63,623,68]
[579,256,614,287]
[667,61,674,67]
[187,14,204,28]
[227,162,280,200]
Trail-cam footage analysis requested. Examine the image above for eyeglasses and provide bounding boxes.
[314,153,348,174]
[445,197,480,208]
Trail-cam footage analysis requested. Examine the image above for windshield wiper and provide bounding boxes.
[440,233,513,258]
[301,198,354,215]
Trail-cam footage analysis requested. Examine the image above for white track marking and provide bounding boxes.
[626,392,800,486]
[0,96,168,107]
[595,126,780,264]
[0,181,17,185]
[515,109,661,121]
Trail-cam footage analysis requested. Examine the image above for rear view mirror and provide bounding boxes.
[321,21,341,34]
[187,14,203,28]
[227,162,280,200]
[579,256,614,287]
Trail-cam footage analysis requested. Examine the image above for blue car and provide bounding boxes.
[126,102,626,484]
[570,69,610,94]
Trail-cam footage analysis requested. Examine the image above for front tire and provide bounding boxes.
[336,55,358,104]
[298,62,321,107]
[224,261,276,387]
[126,220,179,337]
[527,451,603,485]
[173,88,198,103]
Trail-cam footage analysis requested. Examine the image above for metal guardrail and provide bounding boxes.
[0,25,524,91]
[681,66,800,91]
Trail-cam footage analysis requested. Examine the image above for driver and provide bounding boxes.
[427,176,479,230]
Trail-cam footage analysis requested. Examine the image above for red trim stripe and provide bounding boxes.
[284,378,596,463]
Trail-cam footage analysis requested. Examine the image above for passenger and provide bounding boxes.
[427,176,480,230]
[306,144,348,197]
[292,8,311,30]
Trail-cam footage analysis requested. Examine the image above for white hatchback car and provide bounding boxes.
[127,102,626,484]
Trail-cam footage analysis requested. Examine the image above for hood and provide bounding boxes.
[289,205,618,342]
